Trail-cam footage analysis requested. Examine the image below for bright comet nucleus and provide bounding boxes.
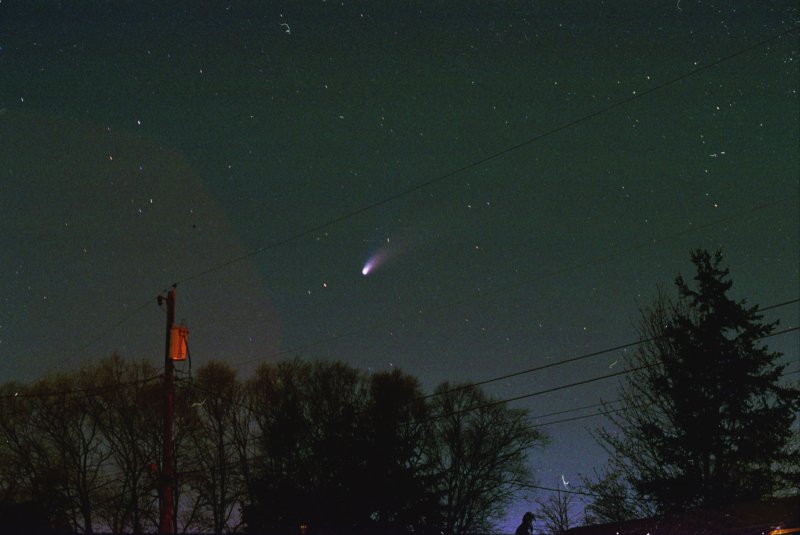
[361,260,374,276]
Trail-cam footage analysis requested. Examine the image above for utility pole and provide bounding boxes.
[159,286,176,534]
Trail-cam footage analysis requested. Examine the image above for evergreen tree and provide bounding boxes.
[595,249,799,514]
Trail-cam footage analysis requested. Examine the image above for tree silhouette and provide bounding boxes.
[581,468,652,524]
[426,383,546,535]
[0,355,163,534]
[594,249,800,514]
[27,373,110,534]
[87,356,162,533]
[1,356,546,533]
[243,362,544,535]
[535,484,576,534]
[360,369,440,535]
[244,359,372,534]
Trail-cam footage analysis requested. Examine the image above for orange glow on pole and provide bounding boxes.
[169,324,189,361]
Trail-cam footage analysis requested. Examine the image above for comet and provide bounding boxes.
[361,235,403,276]
[361,255,381,276]
[361,259,376,276]
[361,249,389,276]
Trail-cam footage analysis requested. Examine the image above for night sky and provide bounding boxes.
[2,1,798,529]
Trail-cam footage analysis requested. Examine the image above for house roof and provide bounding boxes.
[565,496,800,535]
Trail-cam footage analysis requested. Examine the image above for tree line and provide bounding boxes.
[1,249,797,535]
[0,357,544,534]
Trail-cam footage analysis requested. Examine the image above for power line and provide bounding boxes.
[421,300,799,401]
[532,365,800,429]
[528,399,622,422]
[0,373,161,400]
[426,326,799,423]
[517,482,604,499]
[46,298,155,376]
[423,340,653,401]
[42,286,177,378]
[0,374,163,420]
[427,365,653,423]
[536,404,634,429]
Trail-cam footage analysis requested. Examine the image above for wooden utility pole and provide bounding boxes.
[159,286,176,534]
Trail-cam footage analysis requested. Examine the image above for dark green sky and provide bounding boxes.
[2,0,798,528]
